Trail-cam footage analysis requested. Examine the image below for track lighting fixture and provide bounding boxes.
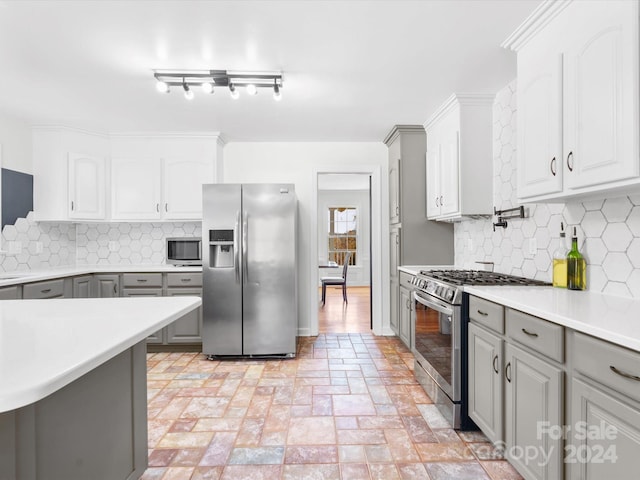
[229,83,239,99]
[153,69,283,101]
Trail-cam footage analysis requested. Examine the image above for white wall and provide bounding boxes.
[0,111,32,173]
[317,189,370,287]
[223,142,387,336]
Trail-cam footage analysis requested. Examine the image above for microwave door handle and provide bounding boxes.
[235,211,240,283]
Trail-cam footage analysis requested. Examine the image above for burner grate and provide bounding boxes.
[419,269,550,286]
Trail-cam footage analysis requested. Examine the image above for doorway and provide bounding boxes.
[316,173,371,333]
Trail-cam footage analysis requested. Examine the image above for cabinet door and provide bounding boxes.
[562,0,639,190]
[389,156,401,224]
[165,288,202,343]
[68,153,105,220]
[163,158,213,220]
[517,43,563,200]
[390,228,400,281]
[121,288,164,344]
[505,343,563,480]
[111,158,161,220]
[390,278,399,334]
[425,132,441,219]
[0,286,21,299]
[468,323,503,444]
[398,286,411,348]
[93,274,120,298]
[439,128,460,217]
[569,377,640,479]
[72,275,92,298]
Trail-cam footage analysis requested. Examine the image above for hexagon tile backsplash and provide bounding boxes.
[454,80,640,299]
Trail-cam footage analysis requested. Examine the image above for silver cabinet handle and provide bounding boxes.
[610,365,640,382]
[493,354,499,374]
[137,279,147,283]
[181,278,191,283]
[396,206,399,215]
[522,328,538,337]
[435,197,439,207]
[41,288,51,294]
[165,203,168,212]
[477,310,488,316]
[550,157,556,176]
[156,203,160,213]
[113,284,117,294]
[71,201,74,211]
[566,151,574,172]
[440,195,443,206]
[505,362,512,383]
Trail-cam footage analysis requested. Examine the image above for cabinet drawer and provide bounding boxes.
[23,279,65,299]
[469,296,504,334]
[0,285,21,299]
[506,309,564,363]
[399,271,415,289]
[573,332,640,402]
[122,273,163,288]
[167,273,203,288]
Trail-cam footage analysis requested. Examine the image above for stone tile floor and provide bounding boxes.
[141,334,522,479]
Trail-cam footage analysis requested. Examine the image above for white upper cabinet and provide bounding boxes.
[68,153,106,220]
[111,157,162,220]
[34,129,223,222]
[163,158,213,220]
[505,0,639,203]
[424,94,494,221]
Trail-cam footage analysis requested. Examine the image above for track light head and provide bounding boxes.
[229,83,239,99]
[273,82,281,101]
[183,81,194,100]
[246,84,257,96]
[201,82,214,94]
[156,80,169,93]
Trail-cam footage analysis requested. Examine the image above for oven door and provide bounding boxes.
[413,290,460,402]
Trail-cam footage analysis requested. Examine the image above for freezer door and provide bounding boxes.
[202,184,243,355]
[242,184,297,355]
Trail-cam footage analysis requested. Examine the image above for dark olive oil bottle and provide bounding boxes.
[567,227,586,290]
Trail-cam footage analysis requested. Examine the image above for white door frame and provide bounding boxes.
[310,165,385,336]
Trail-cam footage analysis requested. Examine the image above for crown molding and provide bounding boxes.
[424,93,495,129]
[502,0,573,52]
[383,125,425,145]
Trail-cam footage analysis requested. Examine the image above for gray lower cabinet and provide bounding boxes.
[121,285,164,343]
[72,275,92,298]
[505,342,563,480]
[568,332,640,479]
[165,287,202,343]
[93,274,120,298]
[23,279,65,299]
[0,285,21,299]
[468,322,503,444]
[398,284,411,348]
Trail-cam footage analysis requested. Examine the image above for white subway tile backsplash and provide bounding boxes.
[455,79,640,299]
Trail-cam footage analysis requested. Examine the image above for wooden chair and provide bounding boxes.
[321,252,351,305]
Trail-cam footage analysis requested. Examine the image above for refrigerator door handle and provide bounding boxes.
[243,210,248,283]
[235,210,241,283]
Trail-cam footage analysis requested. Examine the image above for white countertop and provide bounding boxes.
[465,286,640,353]
[0,264,202,287]
[0,296,201,412]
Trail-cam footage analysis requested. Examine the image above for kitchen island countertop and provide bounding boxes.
[0,296,201,412]
[464,285,640,353]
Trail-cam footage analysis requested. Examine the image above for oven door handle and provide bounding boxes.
[413,290,454,316]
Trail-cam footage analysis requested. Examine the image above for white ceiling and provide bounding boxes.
[0,0,540,142]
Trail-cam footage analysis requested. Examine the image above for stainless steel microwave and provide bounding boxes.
[166,237,202,266]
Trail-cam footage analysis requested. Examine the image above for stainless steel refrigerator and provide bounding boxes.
[202,184,297,357]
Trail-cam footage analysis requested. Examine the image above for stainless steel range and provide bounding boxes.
[410,269,549,429]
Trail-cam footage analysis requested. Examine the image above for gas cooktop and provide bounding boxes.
[411,269,550,305]
[419,269,551,286]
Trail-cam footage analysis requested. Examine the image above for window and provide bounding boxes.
[327,206,357,266]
